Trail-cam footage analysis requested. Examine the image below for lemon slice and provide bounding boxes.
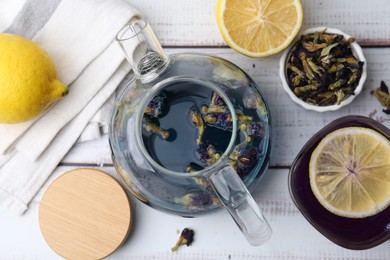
[216,0,303,57]
[309,127,390,218]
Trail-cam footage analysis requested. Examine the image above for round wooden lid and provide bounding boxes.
[39,168,132,259]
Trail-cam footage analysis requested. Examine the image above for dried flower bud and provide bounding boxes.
[371,81,390,114]
[142,117,170,139]
[191,110,205,144]
[145,92,166,117]
[171,228,195,252]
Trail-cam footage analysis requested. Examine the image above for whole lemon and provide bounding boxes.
[0,33,68,124]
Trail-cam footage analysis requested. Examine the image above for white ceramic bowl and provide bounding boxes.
[279,27,367,112]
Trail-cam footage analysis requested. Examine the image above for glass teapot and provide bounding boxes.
[109,19,272,245]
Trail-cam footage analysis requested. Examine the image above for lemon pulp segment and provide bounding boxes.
[216,0,303,57]
[309,127,390,218]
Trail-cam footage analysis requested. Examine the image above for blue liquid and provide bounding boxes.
[142,82,233,172]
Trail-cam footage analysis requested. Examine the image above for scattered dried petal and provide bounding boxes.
[171,228,195,252]
[371,81,390,114]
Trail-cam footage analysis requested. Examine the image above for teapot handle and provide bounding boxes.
[209,164,272,246]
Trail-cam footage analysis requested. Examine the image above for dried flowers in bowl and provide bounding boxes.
[279,27,367,112]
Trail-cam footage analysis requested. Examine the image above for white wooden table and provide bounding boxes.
[2,0,390,259]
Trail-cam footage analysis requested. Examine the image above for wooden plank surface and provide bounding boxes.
[2,0,390,259]
[127,0,390,46]
[1,167,389,259]
[63,48,390,167]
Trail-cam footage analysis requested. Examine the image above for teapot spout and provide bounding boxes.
[116,19,169,82]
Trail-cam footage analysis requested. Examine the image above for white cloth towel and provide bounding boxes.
[0,0,140,215]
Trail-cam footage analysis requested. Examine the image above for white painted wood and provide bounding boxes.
[2,1,390,259]
[123,0,390,46]
[63,48,390,167]
[1,166,389,259]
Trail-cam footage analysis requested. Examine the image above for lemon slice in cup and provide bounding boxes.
[215,0,303,57]
[309,127,390,218]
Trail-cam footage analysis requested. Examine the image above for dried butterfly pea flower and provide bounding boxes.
[293,84,320,96]
[200,105,208,114]
[203,114,217,124]
[287,65,306,87]
[144,91,166,117]
[321,33,343,44]
[303,41,328,52]
[299,52,316,80]
[320,42,339,57]
[239,121,265,143]
[188,90,264,179]
[190,176,214,191]
[236,111,253,122]
[329,79,346,90]
[174,191,220,211]
[204,104,230,113]
[347,72,359,85]
[371,81,390,114]
[208,112,233,129]
[210,91,226,106]
[203,92,255,130]
[191,110,205,144]
[186,163,204,173]
[142,117,170,139]
[201,105,233,129]
[228,143,259,177]
[380,81,390,94]
[202,109,253,130]
[171,228,195,252]
[237,147,258,166]
[334,90,345,105]
[287,30,364,106]
[196,143,221,166]
[302,29,343,45]
[306,58,324,77]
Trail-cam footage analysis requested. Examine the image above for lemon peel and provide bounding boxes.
[0,33,68,124]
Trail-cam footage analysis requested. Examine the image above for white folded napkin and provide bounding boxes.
[0,0,140,215]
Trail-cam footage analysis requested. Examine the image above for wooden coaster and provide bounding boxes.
[39,168,132,259]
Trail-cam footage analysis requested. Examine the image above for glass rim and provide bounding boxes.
[134,75,238,178]
[116,18,148,42]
